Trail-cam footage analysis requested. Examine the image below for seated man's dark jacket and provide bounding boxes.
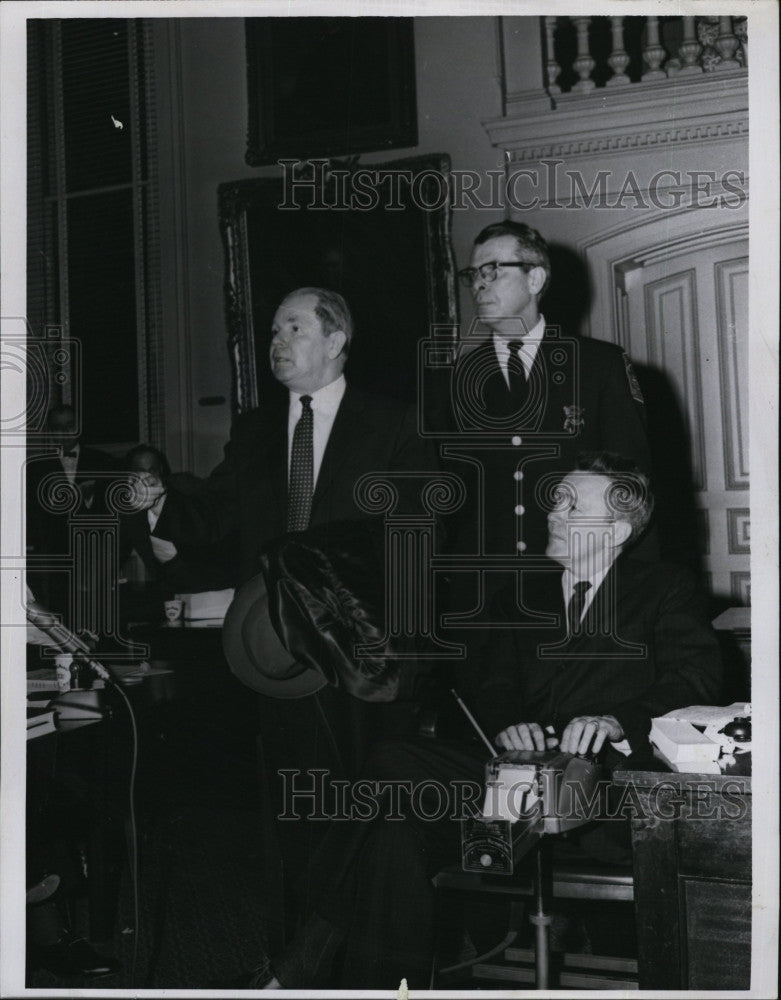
[168,383,438,586]
[475,555,723,754]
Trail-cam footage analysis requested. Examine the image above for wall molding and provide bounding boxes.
[484,73,747,164]
[730,571,751,606]
[502,118,748,164]
[716,257,749,491]
[642,268,707,490]
[727,508,750,555]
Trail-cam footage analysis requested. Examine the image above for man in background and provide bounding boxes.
[119,443,236,604]
[26,404,118,624]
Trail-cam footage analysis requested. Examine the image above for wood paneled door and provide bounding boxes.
[586,214,749,605]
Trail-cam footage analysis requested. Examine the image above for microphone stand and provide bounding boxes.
[26,601,113,684]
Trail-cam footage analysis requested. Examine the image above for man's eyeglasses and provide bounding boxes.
[457,261,540,287]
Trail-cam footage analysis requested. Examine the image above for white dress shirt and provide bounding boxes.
[147,493,177,563]
[287,374,347,486]
[561,564,612,631]
[59,442,80,485]
[493,314,547,386]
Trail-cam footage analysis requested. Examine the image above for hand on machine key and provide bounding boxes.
[558,715,624,756]
[494,722,559,752]
[495,716,624,757]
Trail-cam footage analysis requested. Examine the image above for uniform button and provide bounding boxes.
[513,470,524,481]
[511,435,522,446]
[516,541,527,552]
[514,505,525,516]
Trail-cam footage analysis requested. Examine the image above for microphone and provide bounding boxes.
[26,601,112,682]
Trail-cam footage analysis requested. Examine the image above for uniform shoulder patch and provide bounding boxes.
[623,353,645,404]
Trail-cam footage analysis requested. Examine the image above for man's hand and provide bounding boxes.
[494,722,559,752]
[126,472,166,512]
[559,715,624,756]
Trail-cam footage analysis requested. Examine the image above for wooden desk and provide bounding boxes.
[613,769,751,990]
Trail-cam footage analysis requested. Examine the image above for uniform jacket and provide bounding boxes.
[446,331,651,556]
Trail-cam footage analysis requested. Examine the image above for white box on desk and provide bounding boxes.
[650,717,721,764]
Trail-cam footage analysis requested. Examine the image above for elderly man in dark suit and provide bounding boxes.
[239,452,721,990]
[200,286,435,585]
[172,287,438,944]
[474,453,718,759]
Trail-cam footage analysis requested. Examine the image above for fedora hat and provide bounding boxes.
[222,571,327,699]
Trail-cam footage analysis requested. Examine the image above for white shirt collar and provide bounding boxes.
[289,374,346,416]
[561,559,615,625]
[493,314,546,380]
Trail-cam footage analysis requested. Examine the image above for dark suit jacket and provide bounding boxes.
[27,446,119,552]
[446,331,651,556]
[474,556,723,754]
[176,382,438,586]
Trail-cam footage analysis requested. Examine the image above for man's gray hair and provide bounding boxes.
[296,287,354,353]
[576,451,654,543]
[473,221,551,298]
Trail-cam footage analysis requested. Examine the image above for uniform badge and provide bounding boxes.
[563,405,585,433]
[623,354,645,404]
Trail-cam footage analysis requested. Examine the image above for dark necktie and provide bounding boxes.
[506,340,528,405]
[568,580,592,635]
[287,395,314,532]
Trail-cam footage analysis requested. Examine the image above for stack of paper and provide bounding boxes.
[662,703,750,728]
[26,668,60,693]
[177,589,235,622]
[650,718,721,773]
[27,704,56,740]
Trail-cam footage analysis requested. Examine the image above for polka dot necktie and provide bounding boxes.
[506,340,529,405]
[287,395,314,532]
[568,580,592,635]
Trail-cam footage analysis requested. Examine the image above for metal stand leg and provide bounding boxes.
[528,844,552,990]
